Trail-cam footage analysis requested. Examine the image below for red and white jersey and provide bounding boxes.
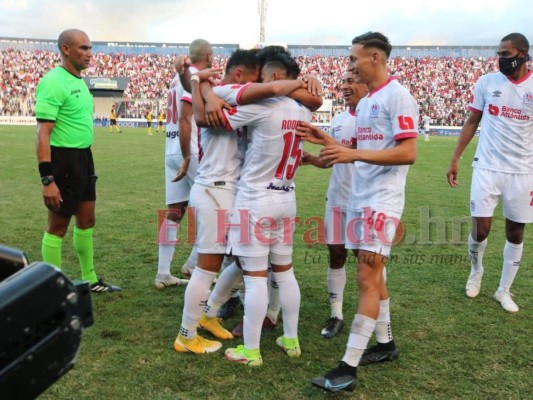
[165,65,199,156]
[223,96,312,204]
[194,83,252,189]
[468,70,533,173]
[350,78,419,212]
[326,108,356,209]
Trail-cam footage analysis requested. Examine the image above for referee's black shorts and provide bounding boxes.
[50,146,98,216]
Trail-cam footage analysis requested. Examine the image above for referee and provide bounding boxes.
[35,29,121,293]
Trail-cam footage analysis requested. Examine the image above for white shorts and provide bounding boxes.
[470,168,533,223]
[165,154,199,205]
[189,183,235,254]
[227,197,297,260]
[345,208,402,257]
[324,205,348,245]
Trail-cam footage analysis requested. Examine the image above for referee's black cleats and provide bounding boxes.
[359,342,399,366]
[311,361,357,393]
[90,277,122,293]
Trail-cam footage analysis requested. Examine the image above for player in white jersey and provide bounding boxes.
[155,39,212,289]
[301,70,369,339]
[196,47,325,340]
[299,32,418,393]
[174,50,320,355]
[422,114,431,141]
[215,54,312,367]
[447,32,532,313]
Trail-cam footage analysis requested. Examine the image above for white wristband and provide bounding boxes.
[190,75,200,83]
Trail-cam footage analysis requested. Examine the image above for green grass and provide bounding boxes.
[1,126,531,399]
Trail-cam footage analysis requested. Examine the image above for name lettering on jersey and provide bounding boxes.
[281,119,301,130]
[524,92,533,104]
[357,127,384,141]
[266,182,294,192]
[166,130,179,139]
[370,104,379,118]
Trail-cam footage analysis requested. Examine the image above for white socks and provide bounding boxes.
[243,275,268,349]
[273,269,300,339]
[327,266,346,319]
[266,272,280,324]
[157,219,178,275]
[498,241,523,292]
[375,298,393,343]
[205,261,243,318]
[180,267,217,339]
[468,234,487,274]
[343,314,377,367]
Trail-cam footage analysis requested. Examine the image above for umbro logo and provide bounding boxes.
[492,90,502,97]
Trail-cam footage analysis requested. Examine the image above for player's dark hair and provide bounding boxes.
[263,53,300,79]
[352,31,392,58]
[256,45,291,66]
[225,49,259,74]
[501,32,529,53]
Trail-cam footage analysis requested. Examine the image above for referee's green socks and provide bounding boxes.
[42,231,62,268]
[73,227,98,284]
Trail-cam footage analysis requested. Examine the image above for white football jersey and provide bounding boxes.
[194,83,252,189]
[350,78,419,212]
[223,96,312,204]
[422,115,431,130]
[326,109,356,209]
[469,70,533,173]
[165,65,199,156]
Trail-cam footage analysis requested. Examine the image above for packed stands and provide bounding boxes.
[1,39,511,126]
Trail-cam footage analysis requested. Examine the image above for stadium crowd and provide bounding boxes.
[1,47,499,126]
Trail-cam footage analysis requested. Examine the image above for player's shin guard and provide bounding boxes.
[342,314,377,367]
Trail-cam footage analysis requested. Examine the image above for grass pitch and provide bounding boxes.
[0,126,531,399]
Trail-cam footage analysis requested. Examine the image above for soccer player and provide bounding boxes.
[301,70,369,339]
[174,50,319,355]
[422,114,431,141]
[155,39,213,289]
[299,32,418,392]
[146,109,153,135]
[215,54,313,367]
[35,29,121,293]
[446,32,532,313]
[156,110,165,133]
[109,105,122,133]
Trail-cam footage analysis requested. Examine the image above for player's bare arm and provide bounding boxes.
[172,101,193,182]
[238,79,305,104]
[321,137,417,167]
[446,111,482,188]
[176,55,192,92]
[36,121,62,208]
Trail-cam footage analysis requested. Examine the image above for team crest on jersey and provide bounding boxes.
[523,92,533,104]
[369,103,379,118]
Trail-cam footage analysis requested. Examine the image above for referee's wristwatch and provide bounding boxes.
[41,176,54,186]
